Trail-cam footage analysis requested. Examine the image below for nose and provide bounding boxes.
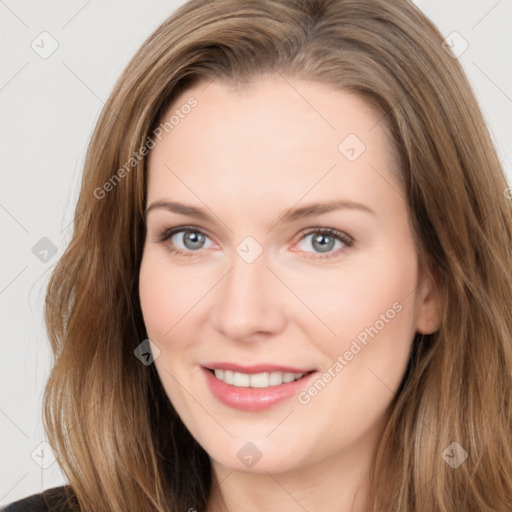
[211,246,287,342]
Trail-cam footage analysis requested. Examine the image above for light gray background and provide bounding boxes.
[1,0,511,505]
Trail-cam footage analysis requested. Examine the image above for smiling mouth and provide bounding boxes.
[208,368,313,388]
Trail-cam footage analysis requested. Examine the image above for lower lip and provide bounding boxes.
[202,367,316,412]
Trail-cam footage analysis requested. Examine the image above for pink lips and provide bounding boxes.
[202,363,316,412]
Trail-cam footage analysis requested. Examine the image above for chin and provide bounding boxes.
[202,434,310,475]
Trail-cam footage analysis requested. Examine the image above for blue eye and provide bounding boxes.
[156,226,353,260]
[157,227,213,257]
[295,228,353,260]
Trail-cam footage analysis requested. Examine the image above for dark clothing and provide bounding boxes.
[1,486,78,512]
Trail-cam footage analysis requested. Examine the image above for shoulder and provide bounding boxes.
[1,486,78,512]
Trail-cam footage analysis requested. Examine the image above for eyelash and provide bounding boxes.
[155,225,354,260]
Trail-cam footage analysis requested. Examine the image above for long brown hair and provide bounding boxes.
[43,0,512,510]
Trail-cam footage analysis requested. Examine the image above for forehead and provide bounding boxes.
[158,74,387,147]
[146,74,402,220]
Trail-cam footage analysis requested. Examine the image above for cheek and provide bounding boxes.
[139,257,171,339]
[138,253,200,411]
[322,247,419,395]
[138,250,209,341]
[300,248,419,352]
[306,252,420,423]
[297,258,419,446]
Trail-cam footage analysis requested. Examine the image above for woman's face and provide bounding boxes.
[139,75,441,475]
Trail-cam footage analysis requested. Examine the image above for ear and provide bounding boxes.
[415,263,444,335]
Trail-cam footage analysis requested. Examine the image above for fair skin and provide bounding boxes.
[139,74,442,512]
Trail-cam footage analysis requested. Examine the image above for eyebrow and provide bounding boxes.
[144,199,375,224]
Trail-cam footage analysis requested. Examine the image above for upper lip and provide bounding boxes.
[203,362,315,374]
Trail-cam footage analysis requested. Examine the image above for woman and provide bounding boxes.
[4,0,512,510]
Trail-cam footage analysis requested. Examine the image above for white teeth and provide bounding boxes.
[212,370,305,388]
[269,372,283,386]
[283,372,296,383]
[233,372,250,387]
[224,370,234,385]
[250,373,269,388]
